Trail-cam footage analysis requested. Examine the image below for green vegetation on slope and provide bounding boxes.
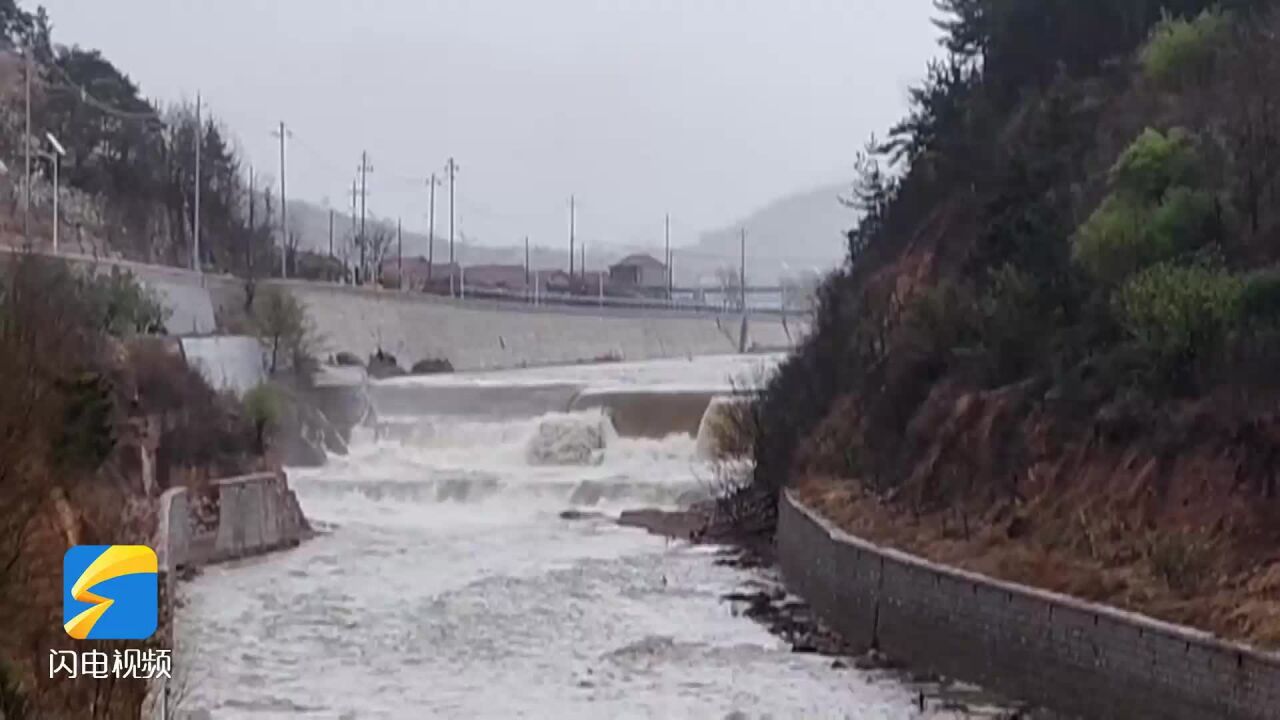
[739,0,1280,644]
[0,2,349,280]
[0,254,268,717]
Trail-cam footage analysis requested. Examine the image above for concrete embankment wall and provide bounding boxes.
[776,492,1280,720]
[180,336,266,395]
[34,252,805,370]
[280,280,801,371]
[156,472,308,572]
[152,474,307,717]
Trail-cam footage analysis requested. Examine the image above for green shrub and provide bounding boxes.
[1140,10,1229,89]
[1109,127,1199,203]
[1113,263,1241,377]
[977,264,1051,383]
[53,371,116,473]
[244,383,283,454]
[84,267,169,337]
[1237,269,1280,325]
[1075,131,1215,285]
[1146,186,1217,253]
[902,280,979,361]
[1074,195,1152,284]
[251,287,315,376]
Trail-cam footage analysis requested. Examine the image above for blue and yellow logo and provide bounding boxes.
[62,545,158,640]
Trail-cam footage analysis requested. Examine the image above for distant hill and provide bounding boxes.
[683,184,852,285]
[281,198,574,272]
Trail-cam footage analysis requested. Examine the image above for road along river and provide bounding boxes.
[177,355,1024,719]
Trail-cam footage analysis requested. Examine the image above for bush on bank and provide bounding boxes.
[722,1,1280,649]
[0,254,268,717]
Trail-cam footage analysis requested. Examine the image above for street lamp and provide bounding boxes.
[45,132,65,254]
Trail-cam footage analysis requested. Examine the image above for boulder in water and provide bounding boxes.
[525,414,608,466]
[368,350,406,379]
[410,357,454,375]
[333,351,364,367]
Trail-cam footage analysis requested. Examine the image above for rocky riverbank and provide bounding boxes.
[613,502,1054,719]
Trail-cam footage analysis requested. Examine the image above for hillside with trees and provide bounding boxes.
[0,0,341,283]
[741,0,1280,647]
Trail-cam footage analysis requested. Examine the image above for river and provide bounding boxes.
[177,355,1013,719]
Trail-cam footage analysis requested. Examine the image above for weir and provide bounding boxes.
[365,358,761,443]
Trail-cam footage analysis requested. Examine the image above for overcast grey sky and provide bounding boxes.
[36,0,940,250]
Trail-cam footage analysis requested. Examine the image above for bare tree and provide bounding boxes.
[714,266,742,310]
[355,222,394,284]
[250,287,315,376]
[284,229,301,278]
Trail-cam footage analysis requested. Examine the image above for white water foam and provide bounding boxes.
[178,356,971,719]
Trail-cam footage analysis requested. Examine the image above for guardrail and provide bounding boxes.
[1,245,809,318]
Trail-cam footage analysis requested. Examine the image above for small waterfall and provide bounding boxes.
[695,395,750,461]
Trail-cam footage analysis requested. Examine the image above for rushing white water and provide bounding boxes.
[177,355,1004,719]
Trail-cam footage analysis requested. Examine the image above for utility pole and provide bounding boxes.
[349,177,358,283]
[446,157,458,296]
[193,93,202,273]
[358,152,373,283]
[274,122,291,278]
[397,218,404,290]
[524,235,530,300]
[665,213,672,300]
[568,194,576,280]
[328,208,335,278]
[50,145,58,254]
[739,227,749,353]
[427,173,440,284]
[247,167,255,232]
[669,250,676,307]
[22,43,31,245]
[247,166,256,273]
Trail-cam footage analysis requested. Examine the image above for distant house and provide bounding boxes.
[462,264,528,293]
[580,270,608,295]
[609,254,667,295]
[538,270,572,295]
[380,257,457,290]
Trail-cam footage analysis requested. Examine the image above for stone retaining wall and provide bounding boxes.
[156,472,309,572]
[151,473,307,719]
[776,491,1280,719]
